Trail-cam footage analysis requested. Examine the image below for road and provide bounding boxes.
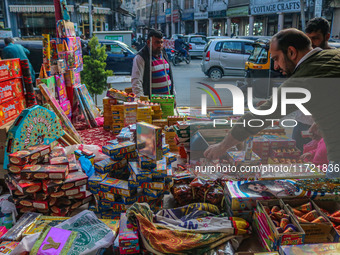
[97,59,244,108]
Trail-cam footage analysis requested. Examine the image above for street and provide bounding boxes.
[100,59,242,108]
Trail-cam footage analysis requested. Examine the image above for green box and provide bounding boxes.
[151,94,174,118]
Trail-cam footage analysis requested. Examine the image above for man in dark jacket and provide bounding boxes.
[2,37,35,83]
[131,29,174,98]
[204,28,340,178]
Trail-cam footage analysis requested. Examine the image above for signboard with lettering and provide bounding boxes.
[208,10,227,18]
[250,1,300,15]
[194,12,209,20]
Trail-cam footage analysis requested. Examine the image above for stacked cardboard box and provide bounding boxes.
[137,106,152,124]
[103,97,117,131]
[5,145,92,216]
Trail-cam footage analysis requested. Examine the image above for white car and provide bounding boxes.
[183,35,208,57]
[201,38,255,81]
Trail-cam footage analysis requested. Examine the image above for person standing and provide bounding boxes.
[2,37,36,83]
[131,29,174,98]
[292,17,333,151]
[204,28,340,178]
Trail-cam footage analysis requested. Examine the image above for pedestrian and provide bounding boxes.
[131,29,175,98]
[204,28,340,178]
[2,37,35,83]
[292,17,333,151]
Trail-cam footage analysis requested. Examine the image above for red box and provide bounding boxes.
[0,78,24,105]
[0,59,22,82]
[270,146,301,159]
[262,135,296,149]
[0,96,25,127]
[9,144,51,166]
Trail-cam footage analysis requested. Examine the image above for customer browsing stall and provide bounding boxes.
[204,28,340,178]
[131,29,175,98]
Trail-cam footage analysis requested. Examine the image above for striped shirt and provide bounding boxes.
[151,55,172,95]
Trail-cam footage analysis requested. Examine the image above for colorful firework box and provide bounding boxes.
[67,154,79,172]
[112,151,138,161]
[224,180,307,211]
[227,151,261,167]
[137,122,162,161]
[88,175,106,194]
[100,177,136,197]
[0,78,24,105]
[280,243,340,254]
[97,191,122,202]
[119,213,139,251]
[0,58,22,83]
[128,162,152,183]
[163,152,177,165]
[8,144,51,166]
[255,200,305,251]
[94,158,127,175]
[0,96,25,127]
[56,20,76,38]
[55,74,68,102]
[37,76,56,98]
[42,171,88,194]
[98,200,129,212]
[21,164,69,180]
[138,156,156,170]
[7,174,42,194]
[262,135,296,149]
[102,141,136,157]
[4,105,64,169]
[23,216,69,236]
[106,89,135,102]
[0,241,20,254]
[140,181,165,191]
[143,188,163,198]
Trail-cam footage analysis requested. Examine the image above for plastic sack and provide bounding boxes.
[11,233,39,255]
[79,156,95,177]
[0,194,18,229]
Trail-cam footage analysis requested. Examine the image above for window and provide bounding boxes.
[215,42,222,52]
[244,43,253,55]
[137,10,140,17]
[142,8,146,17]
[185,0,194,9]
[106,44,124,54]
[189,36,207,44]
[221,41,242,54]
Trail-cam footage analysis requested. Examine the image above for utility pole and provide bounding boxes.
[149,0,154,28]
[89,0,93,38]
[300,0,306,32]
[155,0,158,29]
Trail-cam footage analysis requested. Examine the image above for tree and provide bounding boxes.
[81,36,113,104]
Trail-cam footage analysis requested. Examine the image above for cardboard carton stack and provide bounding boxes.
[5,145,92,216]
[0,59,25,128]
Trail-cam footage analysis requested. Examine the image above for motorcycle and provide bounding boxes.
[171,47,191,66]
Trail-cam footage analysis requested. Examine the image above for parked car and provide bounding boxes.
[183,35,208,57]
[201,38,255,81]
[207,36,230,42]
[0,39,136,76]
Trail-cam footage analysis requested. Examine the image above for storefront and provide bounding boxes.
[78,5,111,37]
[194,12,208,35]
[208,10,226,36]
[182,11,194,35]
[250,0,301,35]
[226,5,249,36]
[8,5,74,37]
[157,15,166,33]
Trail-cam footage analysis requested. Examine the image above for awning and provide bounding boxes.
[79,6,112,15]
[9,5,74,13]
[115,7,136,18]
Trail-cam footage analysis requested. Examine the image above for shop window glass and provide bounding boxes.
[221,41,242,54]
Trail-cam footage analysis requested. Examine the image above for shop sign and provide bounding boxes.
[9,5,74,13]
[208,10,227,18]
[158,15,166,23]
[182,12,194,21]
[194,12,209,20]
[250,1,300,15]
[0,30,13,38]
[173,10,179,23]
[165,8,171,15]
[151,16,155,24]
[227,6,249,17]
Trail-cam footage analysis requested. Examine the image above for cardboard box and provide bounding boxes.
[102,142,136,157]
[0,96,25,127]
[0,120,15,164]
[21,164,69,180]
[256,200,305,251]
[224,180,307,211]
[0,78,24,105]
[42,171,88,194]
[100,177,136,197]
[94,158,127,175]
[0,59,22,82]
[37,76,56,99]
[9,145,51,166]
[262,135,296,149]
[119,213,139,249]
[280,243,340,255]
[137,122,162,161]
[7,174,42,194]
[294,200,340,243]
[227,151,261,167]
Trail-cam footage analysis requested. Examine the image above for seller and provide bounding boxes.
[293,17,334,151]
[2,37,36,83]
[204,28,340,178]
[131,29,175,98]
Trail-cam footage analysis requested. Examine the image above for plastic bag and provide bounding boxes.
[0,194,17,229]
[79,156,95,177]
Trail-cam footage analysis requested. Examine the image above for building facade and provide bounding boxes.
[3,0,129,38]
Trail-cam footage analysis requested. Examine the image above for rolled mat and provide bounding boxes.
[20,59,37,107]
